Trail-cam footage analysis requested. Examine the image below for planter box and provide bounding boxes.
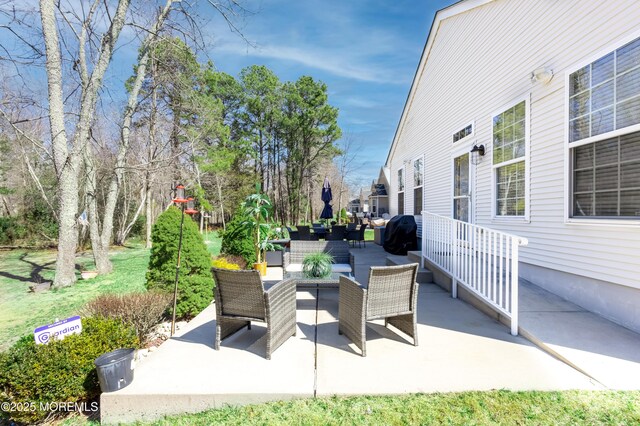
[265,250,283,267]
[374,227,386,245]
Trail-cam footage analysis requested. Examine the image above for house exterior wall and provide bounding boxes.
[386,0,640,331]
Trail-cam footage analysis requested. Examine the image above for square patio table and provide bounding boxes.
[283,270,353,289]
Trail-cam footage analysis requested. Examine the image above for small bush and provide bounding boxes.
[146,206,214,319]
[302,252,334,278]
[219,211,256,266]
[81,292,171,344]
[0,216,27,245]
[0,317,138,424]
[211,256,241,270]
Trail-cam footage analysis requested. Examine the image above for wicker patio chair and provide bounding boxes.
[296,225,318,241]
[212,268,297,360]
[338,263,419,357]
[346,223,368,248]
[286,226,300,240]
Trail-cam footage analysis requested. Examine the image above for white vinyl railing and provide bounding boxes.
[421,212,528,335]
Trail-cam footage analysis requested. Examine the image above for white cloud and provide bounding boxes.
[215,40,409,84]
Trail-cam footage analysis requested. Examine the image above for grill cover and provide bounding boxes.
[383,215,418,255]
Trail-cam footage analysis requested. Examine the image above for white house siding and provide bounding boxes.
[387,0,640,329]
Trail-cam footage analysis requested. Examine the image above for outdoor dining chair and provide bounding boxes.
[212,268,297,360]
[338,263,419,357]
[346,223,368,248]
[286,226,300,240]
[296,225,317,241]
[327,225,347,240]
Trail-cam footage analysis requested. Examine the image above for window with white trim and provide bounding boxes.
[397,168,404,215]
[493,100,527,217]
[453,123,473,143]
[413,158,423,215]
[569,36,640,219]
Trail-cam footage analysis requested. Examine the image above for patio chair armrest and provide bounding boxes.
[338,275,366,314]
[265,278,297,327]
[265,278,297,314]
[350,252,355,272]
[283,251,290,269]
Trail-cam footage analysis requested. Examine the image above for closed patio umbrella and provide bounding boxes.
[320,177,333,219]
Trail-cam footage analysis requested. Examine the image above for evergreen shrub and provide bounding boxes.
[146,206,214,319]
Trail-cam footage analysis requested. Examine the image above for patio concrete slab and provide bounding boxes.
[100,244,638,423]
[316,285,600,395]
[519,281,640,390]
[100,291,317,424]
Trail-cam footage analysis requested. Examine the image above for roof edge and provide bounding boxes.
[384,0,496,167]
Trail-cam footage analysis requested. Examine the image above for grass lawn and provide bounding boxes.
[0,232,221,351]
[60,390,640,425]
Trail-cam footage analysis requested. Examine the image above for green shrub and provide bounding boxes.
[81,292,171,344]
[0,317,138,424]
[219,210,256,266]
[146,206,214,319]
[0,217,27,245]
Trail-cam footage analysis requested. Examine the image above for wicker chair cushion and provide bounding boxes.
[285,263,352,273]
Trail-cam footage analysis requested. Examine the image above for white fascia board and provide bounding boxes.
[384,0,496,168]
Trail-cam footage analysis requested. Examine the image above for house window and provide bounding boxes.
[572,131,640,217]
[493,100,527,217]
[569,37,640,143]
[569,36,640,219]
[397,168,404,215]
[454,153,470,222]
[413,158,423,215]
[453,123,473,143]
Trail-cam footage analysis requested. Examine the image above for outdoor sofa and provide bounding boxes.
[283,240,353,275]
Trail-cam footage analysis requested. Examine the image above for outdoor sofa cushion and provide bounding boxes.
[285,263,352,274]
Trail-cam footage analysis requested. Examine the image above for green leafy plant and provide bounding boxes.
[145,206,214,319]
[220,211,256,266]
[241,186,273,265]
[0,317,138,424]
[302,252,334,278]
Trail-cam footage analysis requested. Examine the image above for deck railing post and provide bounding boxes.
[451,219,458,298]
[510,238,520,336]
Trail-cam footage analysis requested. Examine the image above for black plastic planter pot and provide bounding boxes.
[94,348,136,392]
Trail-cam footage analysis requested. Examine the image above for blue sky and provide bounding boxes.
[196,0,453,191]
[4,0,453,192]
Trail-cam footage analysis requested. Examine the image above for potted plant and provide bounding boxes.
[241,186,273,276]
[302,252,334,279]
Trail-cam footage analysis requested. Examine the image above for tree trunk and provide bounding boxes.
[84,151,112,273]
[215,174,226,230]
[145,171,153,248]
[96,0,174,267]
[41,0,131,286]
[41,0,76,287]
[55,167,80,286]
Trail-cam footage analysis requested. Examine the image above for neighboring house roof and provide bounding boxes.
[385,0,496,167]
[371,184,388,196]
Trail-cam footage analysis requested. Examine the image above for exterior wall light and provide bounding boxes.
[531,67,554,84]
[470,144,485,165]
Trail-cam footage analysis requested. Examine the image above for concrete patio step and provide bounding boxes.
[407,250,422,264]
[386,253,433,284]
